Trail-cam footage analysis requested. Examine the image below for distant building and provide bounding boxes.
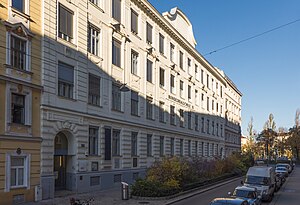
[33,0,241,199]
[0,0,42,204]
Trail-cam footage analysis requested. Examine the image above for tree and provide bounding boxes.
[242,117,260,158]
[286,109,300,160]
[258,113,277,162]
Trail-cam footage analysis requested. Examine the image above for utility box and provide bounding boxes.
[121,182,129,200]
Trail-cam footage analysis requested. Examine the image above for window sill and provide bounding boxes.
[170,123,176,126]
[131,32,141,40]
[159,120,166,124]
[111,108,124,113]
[131,113,140,117]
[11,7,31,22]
[10,185,27,190]
[146,117,155,121]
[88,103,102,108]
[4,64,33,75]
[88,1,105,13]
[58,95,76,101]
[8,123,31,128]
[57,37,77,49]
[88,52,103,63]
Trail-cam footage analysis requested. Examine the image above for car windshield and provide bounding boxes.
[245,175,270,185]
[233,190,254,198]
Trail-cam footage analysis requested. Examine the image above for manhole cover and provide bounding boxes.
[284,189,296,193]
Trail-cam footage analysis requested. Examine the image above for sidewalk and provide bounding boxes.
[270,166,300,205]
[24,177,242,205]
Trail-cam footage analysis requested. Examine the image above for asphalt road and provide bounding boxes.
[172,177,272,205]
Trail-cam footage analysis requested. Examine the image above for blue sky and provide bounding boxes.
[148,0,300,135]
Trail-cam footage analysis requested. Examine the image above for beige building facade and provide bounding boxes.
[37,0,242,199]
[0,0,42,204]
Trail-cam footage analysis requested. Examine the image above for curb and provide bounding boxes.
[165,176,244,205]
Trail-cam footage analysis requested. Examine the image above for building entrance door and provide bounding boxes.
[54,155,66,190]
[54,132,68,190]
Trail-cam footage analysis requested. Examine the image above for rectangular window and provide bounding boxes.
[170,105,176,125]
[159,33,164,54]
[195,64,199,81]
[131,91,139,116]
[89,74,101,106]
[112,0,121,22]
[12,0,25,12]
[131,9,138,34]
[88,24,100,56]
[188,112,192,129]
[207,143,209,156]
[170,43,175,62]
[104,128,112,160]
[170,74,175,94]
[89,127,98,155]
[207,119,210,134]
[179,51,183,69]
[112,38,121,67]
[131,132,138,156]
[201,117,205,133]
[201,69,204,84]
[146,59,153,83]
[179,109,184,127]
[58,4,73,42]
[195,114,199,131]
[112,83,122,111]
[112,129,120,156]
[202,142,204,156]
[159,68,165,87]
[170,137,175,156]
[58,62,74,99]
[212,100,214,111]
[146,22,152,44]
[90,176,100,186]
[146,97,153,120]
[180,139,183,156]
[207,97,209,111]
[188,140,191,156]
[131,50,138,75]
[195,141,198,156]
[207,74,210,89]
[188,85,191,100]
[216,123,219,136]
[220,86,223,98]
[212,121,215,135]
[220,125,223,137]
[159,136,164,156]
[159,101,165,123]
[147,134,152,156]
[195,90,199,105]
[10,36,26,70]
[201,93,204,108]
[180,80,184,98]
[187,58,191,74]
[10,157,25,187]
[11,94,25,124]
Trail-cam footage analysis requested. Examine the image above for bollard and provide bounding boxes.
[121,182,129,200]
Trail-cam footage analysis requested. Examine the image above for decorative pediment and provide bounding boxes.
[3,21,34,39]
[163,7,197,48]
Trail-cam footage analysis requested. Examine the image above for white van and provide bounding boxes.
[243,166,275,202]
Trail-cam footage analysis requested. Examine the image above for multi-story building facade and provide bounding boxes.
[0,0,42,204]
[40,0,241,199]
[224,75,242,156]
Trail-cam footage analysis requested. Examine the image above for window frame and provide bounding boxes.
[146,22,153,44]
[88,24,100,56]
[159,67,165,87]
[58,61,74,99]
[89,127,99,156]
[131,50,139,75]
[58,3,74,42]
[159,33,164,54]
[146,59,153,83]
[112,0,121,22]
[112,83,122,112]
[88,74,101,106]
[146,96,153,120]
[112,38,121,67]
[131,90,139,116]
[131,9,138,35]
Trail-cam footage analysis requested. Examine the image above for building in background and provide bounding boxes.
[0,0,42,204]
[39,0,242,199]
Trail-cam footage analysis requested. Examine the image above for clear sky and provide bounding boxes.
[148,0,300,135]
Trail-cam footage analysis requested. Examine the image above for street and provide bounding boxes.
[172,166,299,205]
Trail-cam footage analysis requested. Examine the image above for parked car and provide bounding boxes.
[276,172,286,184]
[275,167,288,178]
[276,163,292,173]
[243,166,275,202]
[229,186,262,205]
[210,198,249,205]
[274,174,282,192]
